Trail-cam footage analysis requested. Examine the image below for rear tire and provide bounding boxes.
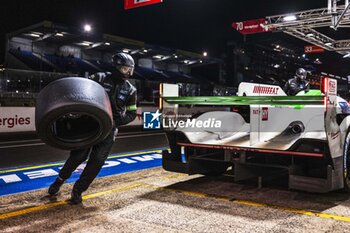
[343,130,350,192]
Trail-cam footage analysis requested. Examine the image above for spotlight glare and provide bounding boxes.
[81,42,91,46]
[283,15,297,21]
[29,33,40,38]
[84,24,92,32]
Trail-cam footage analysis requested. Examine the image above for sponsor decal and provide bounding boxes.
[330,131,340,140]
[339,102,350,114]
[322,78,337,96]
[252,86,279,95]
[262,107,268,121]
[0,150,164,196]
[329,80,337,95]
[124,0,163,10]
[252,109,260,115]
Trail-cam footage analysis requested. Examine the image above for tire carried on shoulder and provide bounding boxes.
[35,77,113,150]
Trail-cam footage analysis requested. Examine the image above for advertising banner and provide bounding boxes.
[125,0,163,10]
[0,107,35,133]
[304,45,325,53]
[232,19,269,35]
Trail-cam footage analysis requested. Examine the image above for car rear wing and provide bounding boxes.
[237,82,286,96]
[163,95,324,106]
[162,77,337,107]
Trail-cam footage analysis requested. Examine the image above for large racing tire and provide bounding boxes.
[343,130,350,192]
[35,77,113,150]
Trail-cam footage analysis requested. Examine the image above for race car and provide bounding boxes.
[161,78,350,193]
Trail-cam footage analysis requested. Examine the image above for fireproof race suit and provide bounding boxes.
[57,71,137,193]
[283,78,310,96]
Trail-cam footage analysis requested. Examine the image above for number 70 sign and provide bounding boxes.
[232,18,270,35]
[124,0,163,10]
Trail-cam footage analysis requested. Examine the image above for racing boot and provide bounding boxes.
[48,177,65,196]
[70,188,83,205]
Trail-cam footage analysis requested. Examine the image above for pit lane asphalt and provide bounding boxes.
[3,131,350,232]
[2,168,350,233]
[0,131,168,169]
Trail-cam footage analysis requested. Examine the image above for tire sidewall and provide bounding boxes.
[343,129,350,190]
[38,104,112,150]
[35,77,113,150]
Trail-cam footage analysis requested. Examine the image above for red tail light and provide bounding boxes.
[321,77,329,94]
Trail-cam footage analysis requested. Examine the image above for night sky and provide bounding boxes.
[0,0,328,62]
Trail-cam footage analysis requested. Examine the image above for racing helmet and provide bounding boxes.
[295,68,307,80]
[112,52,135,78]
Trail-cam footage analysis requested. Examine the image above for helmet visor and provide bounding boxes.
[296,68,307,80]
[297,73,307,80]
[119,66,134,77]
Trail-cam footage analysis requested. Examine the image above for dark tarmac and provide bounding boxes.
[0,129,167,169]
[3,130,350,232]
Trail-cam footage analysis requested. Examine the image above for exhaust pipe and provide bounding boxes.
[290,121,305,134]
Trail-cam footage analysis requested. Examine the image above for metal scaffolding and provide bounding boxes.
[264,0,350,55]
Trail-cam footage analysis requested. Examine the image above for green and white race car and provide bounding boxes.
[161,78,350,193]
